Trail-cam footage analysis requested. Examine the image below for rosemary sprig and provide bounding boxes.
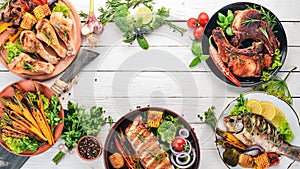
[98,0,154,26]
[246,4,277,30]
[23,61,36,71]
[242,17,261,27]
[42,30,54,43]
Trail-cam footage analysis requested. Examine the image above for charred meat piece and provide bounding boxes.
[125,115,174,169]
[231,9,279,55]
[20,30,60,64]
[50,12,75,56]
[212,27,264,64]
[8,52,55,75]
[228,54,262,77]
[1,0,23,25]
[36,19,67,58]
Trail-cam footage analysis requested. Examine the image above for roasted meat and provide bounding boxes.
[212,27,262,77]
[50,12,75,56]
[8,52,55,75]
[125,115,174,169]
[36,19,67,58]
[228,54,262,77]
[1,0,22,25]
[212,27,263,64]
[231,9,279,55]
[20,30,60,64]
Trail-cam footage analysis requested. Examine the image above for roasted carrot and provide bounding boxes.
[1,97,40,130]
[1,126,28,138]
[31,107,54,145]
[6,109,47,142]
[34,83,54,145]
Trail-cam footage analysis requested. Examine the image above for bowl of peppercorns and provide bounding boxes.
[76,135,103,161]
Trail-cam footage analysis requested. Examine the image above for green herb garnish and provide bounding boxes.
[217,10,234,36]
[4,41,24,64]
[189,39,210,67]
[52,3,71,16]
[23,61,36,71]
[229,93,250,116]
[252,67,296,105]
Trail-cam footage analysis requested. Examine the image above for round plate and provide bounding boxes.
[0,80,64,156]
[104,107,200,169]
[216,92,300,168]
[202,2,287,87]
[0,0,82,81]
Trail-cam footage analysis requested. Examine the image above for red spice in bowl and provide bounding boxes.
[76,136,102,161]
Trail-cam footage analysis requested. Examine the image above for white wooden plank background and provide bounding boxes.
[0,0,299,168]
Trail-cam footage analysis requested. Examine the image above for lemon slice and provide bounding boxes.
[246,99,262,115]
[271,107,286,127]
[136,7,153,24]
[260,101,276,121]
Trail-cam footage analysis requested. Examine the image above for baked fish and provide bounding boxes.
[223,113,300,162]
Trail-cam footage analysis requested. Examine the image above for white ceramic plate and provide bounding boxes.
[216,92,300,169]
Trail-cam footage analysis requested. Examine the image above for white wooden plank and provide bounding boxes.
[70,0,300,21]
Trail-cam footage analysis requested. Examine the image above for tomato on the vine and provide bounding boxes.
[198,12,209,26]
[172,137,187,151]
[187,18,198,29]
[193,26,204,40]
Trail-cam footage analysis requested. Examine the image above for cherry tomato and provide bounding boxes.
[172,137,187,151]
[198,12,209,26]
[187,18,198,29]
[193,26,204,40]
[263,54,273,68]
[267,153,280,166]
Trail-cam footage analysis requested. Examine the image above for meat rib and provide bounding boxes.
[231,9,279,55]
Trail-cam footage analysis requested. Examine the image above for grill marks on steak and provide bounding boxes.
[125,115,174,169]
[231,9,279,55]
[211,9,280,78]
[212,28,263,77]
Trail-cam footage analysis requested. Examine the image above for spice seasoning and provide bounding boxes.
[77,136,102,160]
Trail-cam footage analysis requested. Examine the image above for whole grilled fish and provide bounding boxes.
[223,113,300,162]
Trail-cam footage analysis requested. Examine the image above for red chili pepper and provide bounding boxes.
[209,38,241,87]
[114,137,136,169]
[263,54,273,68]
[267,153,280,166]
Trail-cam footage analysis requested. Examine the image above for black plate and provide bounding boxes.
[104,107,200,169]
[202,2,287,87]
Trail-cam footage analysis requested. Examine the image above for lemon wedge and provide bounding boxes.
[136,7,153,24]
[271,107,286,127]
[260,101,276,121]
[246,99,262,115]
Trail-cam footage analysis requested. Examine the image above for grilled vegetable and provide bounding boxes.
[20,12,38,30]
[33,4,51,20]
[223,148,240,167]
[1,126,27,138]
[216,128,247,150]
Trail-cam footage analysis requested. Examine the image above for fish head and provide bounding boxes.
[223,115,244,133]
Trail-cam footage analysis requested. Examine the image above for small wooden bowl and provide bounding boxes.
[76,135,103,161]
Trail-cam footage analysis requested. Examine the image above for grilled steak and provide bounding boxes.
[125,115,174,169]
[231,9,279,56]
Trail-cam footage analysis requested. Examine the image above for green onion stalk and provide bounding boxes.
[81,0,104,46]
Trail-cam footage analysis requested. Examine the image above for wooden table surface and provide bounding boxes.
[0,0,299,168]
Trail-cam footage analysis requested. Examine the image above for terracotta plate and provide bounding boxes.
[0,0,82,81]
[202,2,287,87]
[0,80,64,156]
[104,107,201,169]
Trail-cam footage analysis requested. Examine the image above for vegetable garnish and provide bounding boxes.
[0,83,62,154]
[52,3,70,16]
[189,39,210,67]
[199,106,217,130]
[4,40,24,64]
[81,0,104,46]
[217,10,234,36]
[52,101,112,165]
[229,93,250,116]
[252,67,296,105]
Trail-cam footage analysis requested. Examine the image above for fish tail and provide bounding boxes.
[282,144,300,162]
